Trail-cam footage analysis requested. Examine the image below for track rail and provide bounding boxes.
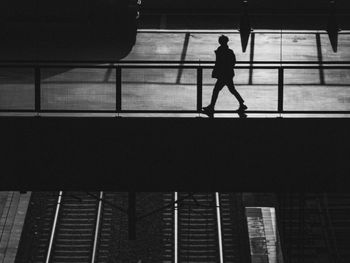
[17,192,251,262]
[174,192,248,263]
[45,191,103,263]
[45,191,63,263]
[91,192,103,263]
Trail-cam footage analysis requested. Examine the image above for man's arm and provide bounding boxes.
[232,51,236,67]
[214,50,219,67]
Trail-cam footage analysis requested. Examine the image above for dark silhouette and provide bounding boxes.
[203,35,247,118]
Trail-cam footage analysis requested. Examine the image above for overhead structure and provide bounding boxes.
[0,0,138,61]
[239,0,252,53]
[327,0,340,52]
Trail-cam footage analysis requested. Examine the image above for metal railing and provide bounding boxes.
[1,60,350,115]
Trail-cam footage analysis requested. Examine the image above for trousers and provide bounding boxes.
[209,78,244,108]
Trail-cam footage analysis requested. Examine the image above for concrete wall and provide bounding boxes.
[0,0,130,20]
[0,0,136,60]
[142,0,350,13]
[3,0,350,17]
[0,117,348,192]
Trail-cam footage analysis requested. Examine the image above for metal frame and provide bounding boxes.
[1,61,350,116]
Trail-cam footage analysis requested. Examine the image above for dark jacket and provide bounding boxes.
[212,45,236,79]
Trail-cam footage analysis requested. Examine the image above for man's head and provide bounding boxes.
[218,35,229,46]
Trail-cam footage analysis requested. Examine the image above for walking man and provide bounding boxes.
[203,35,247,118]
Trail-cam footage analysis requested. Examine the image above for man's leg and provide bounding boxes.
[207,79,225,110]
[227,79,247,109]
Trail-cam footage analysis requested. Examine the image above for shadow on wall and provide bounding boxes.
[142,0,350,13]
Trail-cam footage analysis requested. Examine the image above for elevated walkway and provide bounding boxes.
[1,30,350,191]
[1,60,350,117]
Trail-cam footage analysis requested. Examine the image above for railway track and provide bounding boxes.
[15,191,106,263]
[16,192,249,263]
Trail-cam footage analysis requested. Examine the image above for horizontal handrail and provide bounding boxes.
[1,60,350,65]
[1,110,350,114]
[1,62,350,116]
[1,65,350,69]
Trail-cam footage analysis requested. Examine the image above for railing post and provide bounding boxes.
[197,67,203,113]
[35,67,41,113]
[278,67,284,113]
[116,66,122,114]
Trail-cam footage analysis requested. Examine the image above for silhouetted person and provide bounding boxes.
[203,35,247,118]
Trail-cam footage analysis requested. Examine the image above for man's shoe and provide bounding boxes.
[238,104,248,111]
[238,111,247,118]
[202,106,214,118]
